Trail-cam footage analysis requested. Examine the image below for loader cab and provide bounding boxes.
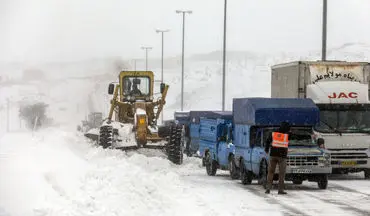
[114,71,155,102]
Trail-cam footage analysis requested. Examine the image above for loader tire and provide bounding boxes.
[98,125,115,149]
[167,123,184,165]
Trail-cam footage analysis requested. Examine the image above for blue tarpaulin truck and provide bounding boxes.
[174,111,232,157]
[197,112,238,178]
[230,98,332,189]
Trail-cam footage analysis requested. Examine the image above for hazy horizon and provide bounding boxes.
[1,0,370,65]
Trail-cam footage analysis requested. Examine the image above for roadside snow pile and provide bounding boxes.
[0,129,90,216]
[0,127,285,216]
[0,128,193,216]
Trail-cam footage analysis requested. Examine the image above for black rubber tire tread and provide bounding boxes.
[318,175,328,189]
[240,159,252,185]
[205,151,217,176]
[167,123,184,165]
[98,125,114,148]
[364,169,370,179]
[229,155,240,180]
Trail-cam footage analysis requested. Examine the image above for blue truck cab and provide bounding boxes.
[232,98,332,189]
[197,112,239,178]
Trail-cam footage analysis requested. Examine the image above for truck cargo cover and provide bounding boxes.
[232,98,319,126]
[189,111,232,123]
[174,111,190,123]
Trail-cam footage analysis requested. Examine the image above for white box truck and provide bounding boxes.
[271,60,370,178]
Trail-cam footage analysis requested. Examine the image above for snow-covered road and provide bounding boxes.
[1,127,370,216]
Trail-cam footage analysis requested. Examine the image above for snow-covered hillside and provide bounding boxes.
[1,43,370,216]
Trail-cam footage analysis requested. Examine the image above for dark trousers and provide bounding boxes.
[266,156,287,192]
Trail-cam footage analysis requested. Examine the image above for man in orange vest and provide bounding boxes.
[264,121,291,195]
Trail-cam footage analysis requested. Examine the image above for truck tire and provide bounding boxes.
[205,151,217,176]
[98,125,115,148]
[184,126,192,157]
[258,160,268,189]
[166,124,184,165]
[364,169,370,179]
[318,175,328,189]
[229,154,240,180]
[240,160,252,185]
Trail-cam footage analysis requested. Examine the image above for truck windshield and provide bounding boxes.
[264,128,316,147]
[289,130,316,147]
[315,109,370,133]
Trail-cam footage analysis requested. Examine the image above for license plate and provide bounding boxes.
[340,161,357,166]
[292,169,312,174]
[139,118,145,124]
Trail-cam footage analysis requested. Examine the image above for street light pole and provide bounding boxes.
[141,46,153,71]
[222,0,227,111]
[155,29,170,83]
[322,0,327,61]
[156,29,170,124]
[176,10,192,111]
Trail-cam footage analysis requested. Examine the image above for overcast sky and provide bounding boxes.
[1,0,370,64]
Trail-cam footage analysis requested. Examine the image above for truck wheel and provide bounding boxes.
[205,152,217,176]
[258,161,268,189]
[364,169,370,179]
[185,136,192,157]
[240,160,252,185]
[318,175,328,189]
[229,155,240,180]
[167,124,184,165]
[98,125,115,148]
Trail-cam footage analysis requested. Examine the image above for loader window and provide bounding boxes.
[122,76,150,97]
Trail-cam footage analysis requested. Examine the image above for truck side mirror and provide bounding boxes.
[317,138,325,149]
[108,83,115,95]
[160,83,165,94]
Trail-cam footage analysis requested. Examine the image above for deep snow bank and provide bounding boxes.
[0,127,282,216]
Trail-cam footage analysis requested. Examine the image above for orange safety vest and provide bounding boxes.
[272,132,289,148]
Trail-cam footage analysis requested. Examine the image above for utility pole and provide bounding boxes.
[222,0,227,111]
[141,46,152,71]
[176,10,192,111]
[322,0,327,61]
[156,29,170,123]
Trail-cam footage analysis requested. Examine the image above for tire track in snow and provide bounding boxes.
[329,182,370,197]
[302,191,370,216]
[243,185,309,216]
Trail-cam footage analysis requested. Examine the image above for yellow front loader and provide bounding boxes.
[96,71,184,164]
